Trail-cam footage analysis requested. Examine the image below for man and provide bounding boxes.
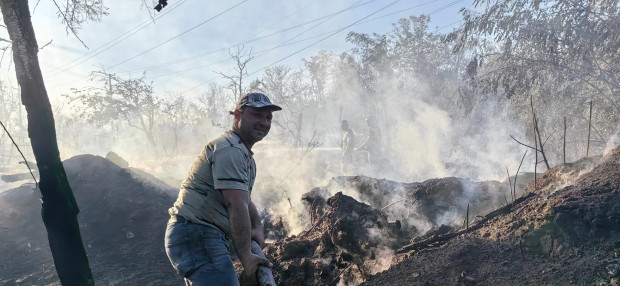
[165,92,281,285]
[357,116,382,167]
[340,120,355,175]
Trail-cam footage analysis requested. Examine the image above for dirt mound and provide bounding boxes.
[263,191,409,285]
[0,154,181,285]
[364,146,620,285]
[322,175,509,237]
[261,175,509,285]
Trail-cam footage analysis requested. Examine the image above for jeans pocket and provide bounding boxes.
[165,223,197,277]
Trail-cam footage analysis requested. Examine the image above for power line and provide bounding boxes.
[106,0,249,70]
[247,0,455,64]
[49,0,248,90]
[358,0,459,24]
[116,0,378,76]
[250,0,465,71]
[246,0,405,76]
[47,0,189,78]
[53,0,465,92]
[131,0,380,91]
[180,0,464,93]
[274,0,370,48]
[176,31,335,94]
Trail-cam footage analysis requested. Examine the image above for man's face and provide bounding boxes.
[236,106,273,145]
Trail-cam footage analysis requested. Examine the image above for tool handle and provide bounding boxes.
[251,240,276,286]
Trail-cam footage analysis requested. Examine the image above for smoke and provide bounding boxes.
[604,131,620,155]
[3,19,615,275]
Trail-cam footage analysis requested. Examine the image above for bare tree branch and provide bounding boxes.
[39,39,53,50]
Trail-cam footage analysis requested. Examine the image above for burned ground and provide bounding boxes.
[1,147,619,285]
[260,173,513,285]
[363,146,620,286]
[0,154,182,285]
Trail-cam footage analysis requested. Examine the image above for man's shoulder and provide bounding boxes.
[208,131,249,155]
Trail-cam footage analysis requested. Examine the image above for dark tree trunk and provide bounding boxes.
[0,1,94,285]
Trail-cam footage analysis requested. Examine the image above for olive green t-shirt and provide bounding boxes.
[168,131,256,237]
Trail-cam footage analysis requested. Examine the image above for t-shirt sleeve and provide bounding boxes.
[212,147,251,192]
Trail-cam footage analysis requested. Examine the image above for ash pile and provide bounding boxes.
[262,175,510,285]
[0,154,182,285]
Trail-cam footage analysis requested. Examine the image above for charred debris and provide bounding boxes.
[1,147,619,285]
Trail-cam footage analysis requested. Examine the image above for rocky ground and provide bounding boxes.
[0,147,618,285]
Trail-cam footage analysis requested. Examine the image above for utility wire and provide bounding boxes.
[49,0,247,89]
[181,0,464,92]
[274,0,368,48]
[54,0,464,91]
[47,0,188,78]
[246,0,404,76]
[177,31,334,93]
[247,0,458,64]
[178,0,403,92]
[106,0,248,70]
[116,0,378,76]
[358,0,461,24]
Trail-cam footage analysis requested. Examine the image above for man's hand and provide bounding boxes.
[240,253,272,285]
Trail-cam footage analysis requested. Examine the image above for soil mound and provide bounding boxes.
[262,175,509,285]
[0,154,181,285]
[364,146,620,285]
[319,175,509,238]
[264,191,409,285]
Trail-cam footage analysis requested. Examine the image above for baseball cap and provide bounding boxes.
[234,92,282,111]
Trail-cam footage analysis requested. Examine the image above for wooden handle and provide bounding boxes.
[251,240,276,286]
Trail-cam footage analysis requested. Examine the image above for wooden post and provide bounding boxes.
[534,118,550,169]
[466,203,470,234]
[563,117,566,164]
[506,167,513,203]
[586,101,592,157]
[514,150,528,198]
[534,117,538,192]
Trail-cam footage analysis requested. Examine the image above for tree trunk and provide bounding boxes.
[0,1,94,285]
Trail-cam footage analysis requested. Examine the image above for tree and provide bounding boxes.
[447,0,620,116]
[303,50,337,105]
[0,1,105,284]
[217,46,254,105]
[197,83,230,129]
[444,0,620,157]
[70,70,161,146]
[160,93,201,156]
[253,65,314,147]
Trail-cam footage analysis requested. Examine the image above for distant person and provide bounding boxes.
[165,93,281,285]
[357,116,382,167]
[340,120,355,175]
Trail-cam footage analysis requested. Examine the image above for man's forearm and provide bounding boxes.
[228,201,253,262]
[248,201,262,229]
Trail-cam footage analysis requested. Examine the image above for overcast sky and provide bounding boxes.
[1,0,472,100]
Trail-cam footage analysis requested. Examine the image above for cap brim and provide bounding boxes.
[247,103,282,111]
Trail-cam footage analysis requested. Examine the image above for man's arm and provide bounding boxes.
[248,200,265,247]
[221,189,271,283]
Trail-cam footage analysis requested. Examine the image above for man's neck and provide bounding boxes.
[230,129,254,150]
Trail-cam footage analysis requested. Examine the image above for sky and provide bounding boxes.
[0,0,472,100]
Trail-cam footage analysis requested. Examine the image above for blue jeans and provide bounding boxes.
[165,220,239,286]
